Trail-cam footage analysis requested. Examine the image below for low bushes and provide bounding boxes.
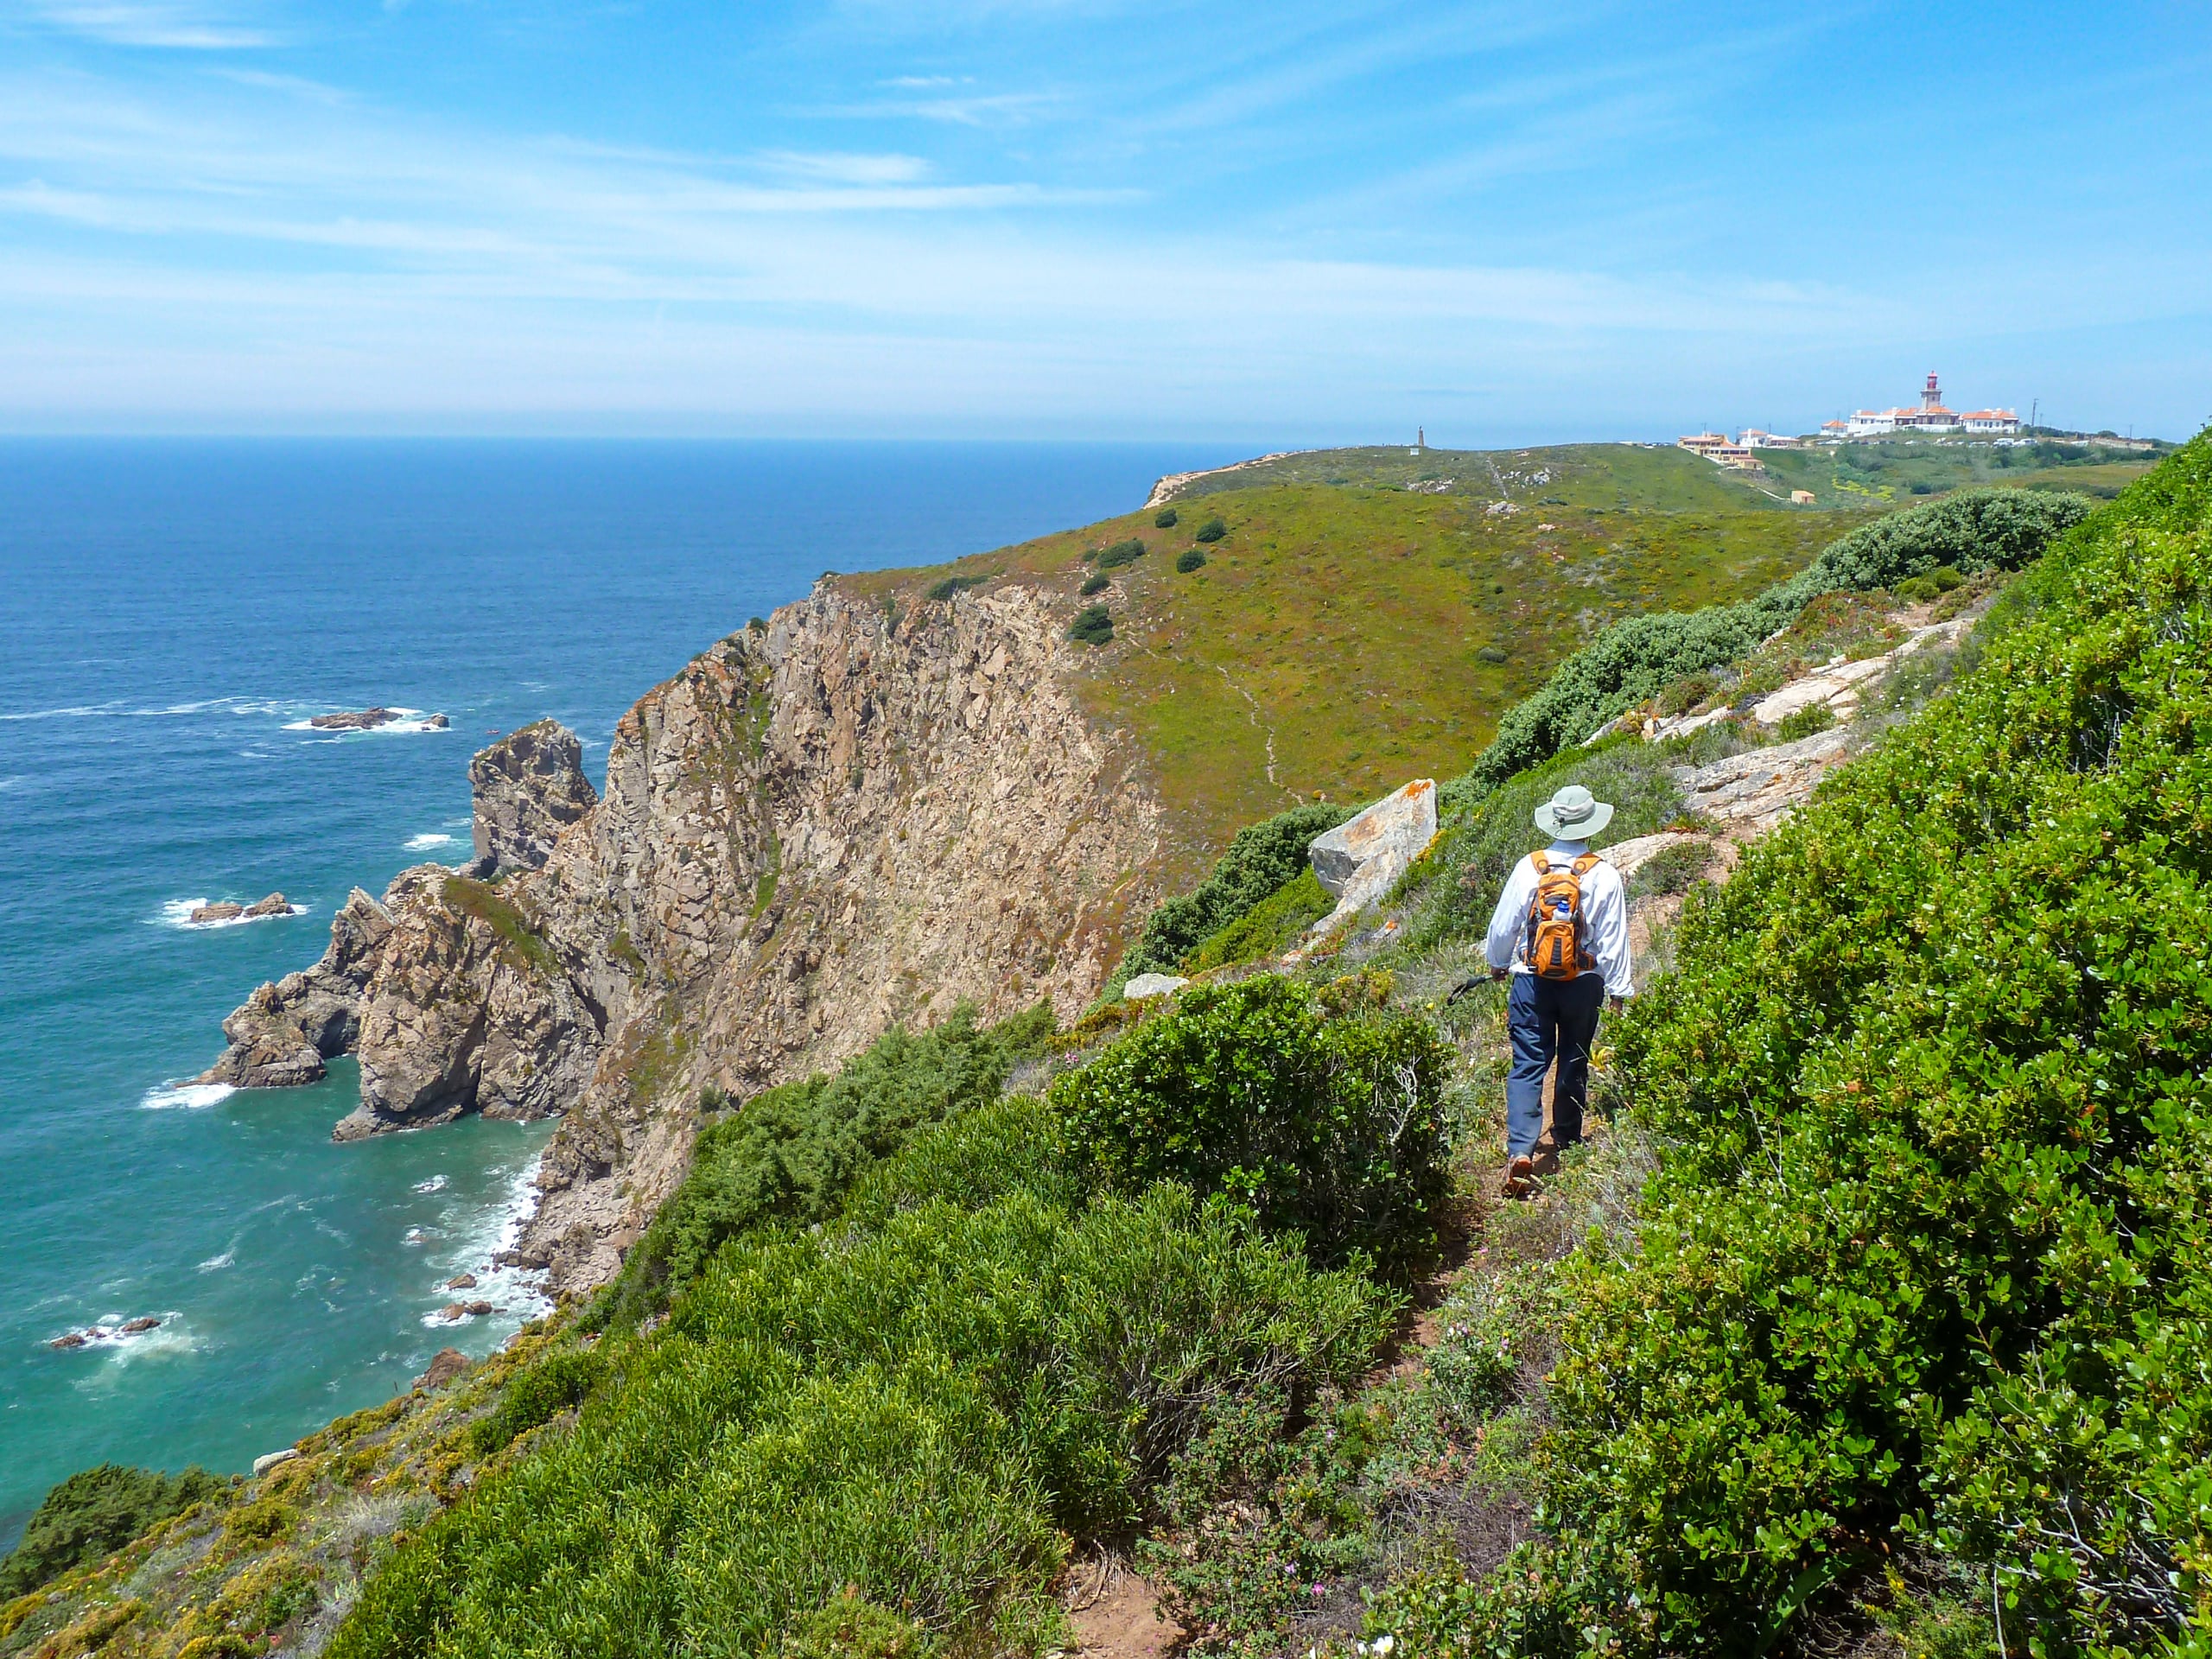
[1194,518,1228,543]
[1439,433,2212,1652]
[0,1464,226,1599]
[1155,507,1179,528]
[1070,604,1114,645]
[1078,570,1109,596]
[330,1183,1389,1659]
[1096,538,1147,569]
[1461,487,2090,796]
[1177,548,1207,573]
[1052,974,1452,1277]
[1122,801,1349,977]
[925,572,989,602]
[1181,868,1332,972]
[596,1004,1050,1325]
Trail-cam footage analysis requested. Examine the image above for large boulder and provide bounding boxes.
[1306,778,1438,935]
[463,721,598,879]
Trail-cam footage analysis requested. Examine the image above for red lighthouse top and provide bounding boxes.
[1922,371,1942,410]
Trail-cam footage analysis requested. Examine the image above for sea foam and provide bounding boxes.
[143,1082,236,1110]
[405,832,458,851]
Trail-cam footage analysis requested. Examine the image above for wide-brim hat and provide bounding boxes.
[1534,784,1614,838]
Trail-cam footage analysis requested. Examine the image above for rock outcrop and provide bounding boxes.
[462,721,598,879]
[195,889,393,1087]
[310,708,398,730]
[205,582,1179,1296]
[1307,778,1437,936]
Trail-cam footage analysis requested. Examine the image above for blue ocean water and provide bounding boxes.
[0,438,1236,1545]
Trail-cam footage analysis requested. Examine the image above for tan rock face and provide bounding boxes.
[465,720,598,878]
[202,582,1174,1297]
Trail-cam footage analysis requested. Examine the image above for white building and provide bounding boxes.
[1843,374,2016,436]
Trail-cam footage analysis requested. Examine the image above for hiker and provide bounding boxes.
[1483,784,1632,1197]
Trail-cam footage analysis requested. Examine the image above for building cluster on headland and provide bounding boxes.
[1678,372,2024,474]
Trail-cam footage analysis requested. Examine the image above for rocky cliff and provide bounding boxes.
[203,581,1174,1294]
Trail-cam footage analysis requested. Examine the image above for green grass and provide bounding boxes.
[841,444,1873,865]
[439,877,557,977]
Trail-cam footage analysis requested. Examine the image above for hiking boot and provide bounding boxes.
[1500,1154,1535,1200]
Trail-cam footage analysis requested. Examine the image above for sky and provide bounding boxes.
[2,0,2208,441]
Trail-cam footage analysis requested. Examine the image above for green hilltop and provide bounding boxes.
[841,439,2155,868]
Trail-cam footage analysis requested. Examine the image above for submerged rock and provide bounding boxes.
[189,901,245,925]
[309,708,398,730]
[120,1316,161,1334]
[445,1273,478,1290]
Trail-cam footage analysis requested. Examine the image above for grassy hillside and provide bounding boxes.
[9,437,2199,1659]
[842,444,1867,859]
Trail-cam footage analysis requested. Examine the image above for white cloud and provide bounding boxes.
[12,0,273,48]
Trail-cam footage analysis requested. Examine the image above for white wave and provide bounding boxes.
[418,1152,551,1331]
[143,1081,235,1110]
[0,697,275,722]
[198,1246,237,1272]
[405,833,458,851]
[156,898,308,931]
[413,1174,448,1193]
[50,1313,191,1363]
[281,706,449,736]
[0,775,22,791]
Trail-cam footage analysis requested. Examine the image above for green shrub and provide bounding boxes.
[1154,507,1179,528]
[925,572,989,602]
[0,1464,226,1598]
[329,1186,1389,1658]
[598,1005,1046,1324]
[1052,974,1452,1276]
[1479,431,2212,1652]
[1194,518,1227,543]
[1175,548,1206,574]
[1460,488,2091,798]
[1069,604,1114,645]
[1180,868,1332,972]
[1772,701,1836,741]
[1078,571,1109,597]
[1624,837,1715,899]
[1096,538,1147,569]
[466,1349,606,1457]
[747,616,766,632]
[1122,801,1349,977]
[1476,645,1510,665]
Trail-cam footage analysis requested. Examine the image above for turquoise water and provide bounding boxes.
[0,439,1234,1545]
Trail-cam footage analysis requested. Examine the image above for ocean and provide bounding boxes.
[0,438,1236,1547]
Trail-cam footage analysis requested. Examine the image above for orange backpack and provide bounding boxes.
[1524,851,1601,980]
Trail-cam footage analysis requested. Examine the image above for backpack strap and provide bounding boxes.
[1530,850,1552,876]
[1571,853,1601,876]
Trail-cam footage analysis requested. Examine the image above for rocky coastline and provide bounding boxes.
[200,582,1178,1298]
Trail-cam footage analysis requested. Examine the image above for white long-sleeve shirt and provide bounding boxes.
[1483,839,1634,997]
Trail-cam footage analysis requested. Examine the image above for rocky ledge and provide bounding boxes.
[308,709,449,731]
[188,893,298,925]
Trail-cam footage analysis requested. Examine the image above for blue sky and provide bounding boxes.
[2,1,2208,440]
